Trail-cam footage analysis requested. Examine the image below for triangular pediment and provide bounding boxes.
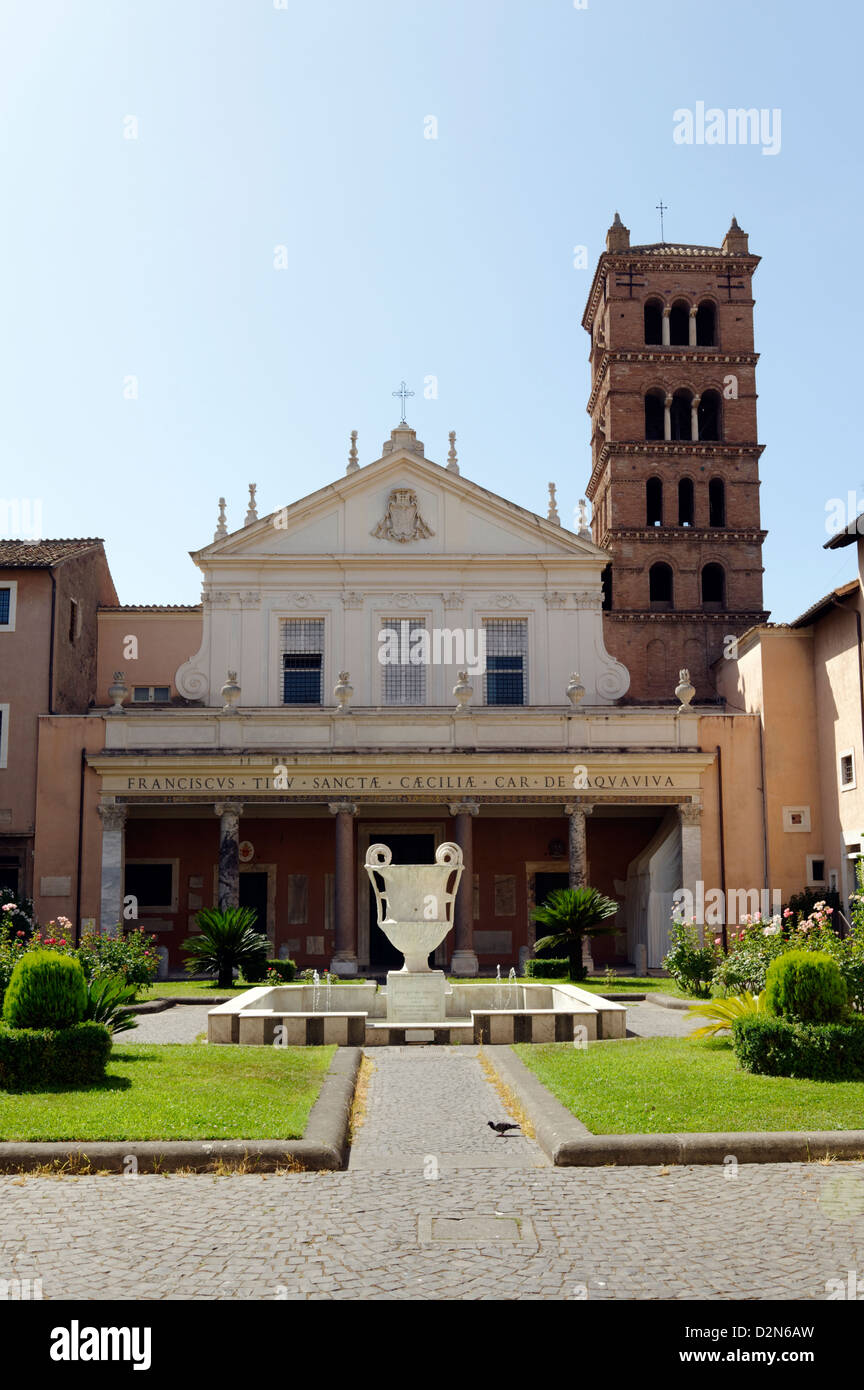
[192,448,604,566]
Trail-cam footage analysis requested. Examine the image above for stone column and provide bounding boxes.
[329,802,358,976]
[97,802,127,937]
[449,801,479,977]
[564,802,595,972]
[663,393,672,441]
[214,801,244,911]
[688,305,698,346]
[678,801,703,924]
[661,305,671,346]
[691,393,701,442]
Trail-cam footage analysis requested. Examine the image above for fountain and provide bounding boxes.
[208,844,628,1045]
[364,841,463,1023]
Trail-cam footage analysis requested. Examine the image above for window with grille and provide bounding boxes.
[281,619,324,704]
[483,619,527,705]
[840,751,856,788]
[380,618,427,705]
[0,590,10,625]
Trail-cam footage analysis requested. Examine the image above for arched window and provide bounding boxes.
[649,562,674,610]
[601,563,612,611]
[698,389,721,440]
[670,389,692,440]
[701,563,725,609]
[646,477,663,526]
[709,478,726,527]
[645,390,665,440]
[678,478,694,527]
[669,300,690,346]
[696,300,716,347]
[644,299,663,345]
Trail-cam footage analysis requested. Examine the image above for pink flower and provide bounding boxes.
[783,908,792,917]
[1,903,14,913]
[714,935,722,946]
[16,931,25,938]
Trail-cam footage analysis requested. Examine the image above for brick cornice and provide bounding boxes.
[587,349,759,415]
[604,609,769,624]
[597,527,767,546]
[582,251,760,330]
[587,441,765,499]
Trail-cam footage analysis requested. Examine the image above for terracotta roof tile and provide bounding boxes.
[0,538,104,567]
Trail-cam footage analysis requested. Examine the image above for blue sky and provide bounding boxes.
[0,0,860,617]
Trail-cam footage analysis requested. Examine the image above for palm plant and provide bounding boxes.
[83,974,139,1034]
[531,886,620,982]
[182,907,270,989]
[684,990,765,1039]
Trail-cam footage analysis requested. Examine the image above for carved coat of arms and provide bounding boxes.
[372,489,434,543]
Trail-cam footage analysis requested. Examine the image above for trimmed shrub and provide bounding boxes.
[0,1021,112,1090]
[265,959,296,982]
[2,952,87,1030]
[765,950,847,1023]
[524,958,569,979]
[732,1014,864,1081]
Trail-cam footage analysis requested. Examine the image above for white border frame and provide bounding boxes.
[805,854,827,887]
[124,857,180,914]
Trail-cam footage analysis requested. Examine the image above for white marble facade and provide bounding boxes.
[175,425,630,711]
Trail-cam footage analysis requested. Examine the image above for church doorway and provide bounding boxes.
[239,871,269,938]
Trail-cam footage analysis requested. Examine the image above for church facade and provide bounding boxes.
[9,216,840,978]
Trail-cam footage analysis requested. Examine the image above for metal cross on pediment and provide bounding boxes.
[392,380,414,424]
[718,267,745,301]
[615,266,645,298]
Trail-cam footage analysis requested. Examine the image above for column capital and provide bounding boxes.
[689,304,698,316]
[97,801,127,831]
[678,800,702,825]
[214,800,244,819]
[662,304,671,316]
[328,802,358,816]
[564,802,595,817]
[448,800,479,817]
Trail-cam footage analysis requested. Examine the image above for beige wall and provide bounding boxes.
[809,595,864,908]
[96,611,202,706]
[0,570,53,838]
[32,716,105,926]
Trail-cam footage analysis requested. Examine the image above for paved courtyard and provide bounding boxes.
[2,1044,864,1300]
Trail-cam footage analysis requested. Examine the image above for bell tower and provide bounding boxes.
[583,213,768,701]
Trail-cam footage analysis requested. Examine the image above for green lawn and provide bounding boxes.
[0,1044,335,1141]
[514,1037,864,1134]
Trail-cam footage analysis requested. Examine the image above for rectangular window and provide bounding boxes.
[0,582,17,631]
[806,856,826,886]
[380,617,427,706]
[483,619,528,705]
[281,619,324,704]
[68,598,79,642]
[840,750,856,789]
[132,686,172,703]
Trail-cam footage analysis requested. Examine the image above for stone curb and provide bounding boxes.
[0,1047,361,1175]
[484,1045,864,1167]
[649,992,694,1011]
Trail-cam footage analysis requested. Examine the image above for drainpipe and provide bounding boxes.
[832,596,864,925]
[715,744,727,952]
[74,748,86,945]
[758,717,770,895]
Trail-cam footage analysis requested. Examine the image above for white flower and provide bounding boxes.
[762,925,780,935]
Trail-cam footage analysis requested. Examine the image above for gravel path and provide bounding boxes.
[624,1000,699,1039]
[126,1004,211,1045]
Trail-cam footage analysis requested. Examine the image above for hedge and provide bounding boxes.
[2,951,87,1030]
[732,1014,864,1081]
[0,1021,112,1091]
[266,959,297,982]
[524,958,569,979]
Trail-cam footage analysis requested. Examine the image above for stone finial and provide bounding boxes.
[722,216,749,256]
[334,670,354,714]
[347,430,359,473]
[221,670,241,715]
[245,484,258,527]
[214,497,227,541]
[577,498,592,538]
[453,670,473,716]
[446,431,459,474]
[547,483,560,525]
[675,667,695,711]
[107,670,128,715]
[606,210,630,253]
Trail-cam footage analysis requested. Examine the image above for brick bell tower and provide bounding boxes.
[582,213,768,701]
